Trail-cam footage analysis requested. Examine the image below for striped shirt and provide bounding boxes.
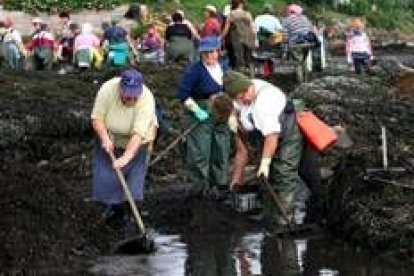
[282,15,313,42]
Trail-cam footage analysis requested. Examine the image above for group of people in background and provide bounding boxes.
[0,1,373,75]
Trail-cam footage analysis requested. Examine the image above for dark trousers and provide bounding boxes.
[352,52,370,74]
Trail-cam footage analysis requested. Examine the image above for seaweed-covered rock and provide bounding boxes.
[292,65,414,261]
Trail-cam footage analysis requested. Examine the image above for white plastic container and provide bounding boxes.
[233,192,259,213]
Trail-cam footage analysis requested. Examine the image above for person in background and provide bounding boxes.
[201,5,221,37]
[30,17,43,37]
[26,23,57,70]
[91,68,158,227]
[102,15,136,67]
[222,0,256,71]
[281,4,319,56]
[176,9,200,42]
[0,19,6,64]
[2,17,27,70]
[73,23,101,69]
[346,18,373,74]
[177,36,232,199]
[140,24,164,63]
[223,70,303,228]
[56,11,73,63]
[165,11,195,63]
[254,3,283,48]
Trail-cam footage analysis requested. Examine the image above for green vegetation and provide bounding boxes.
[3,0,414,33]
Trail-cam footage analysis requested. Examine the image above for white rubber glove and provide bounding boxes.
[257,157,272,178]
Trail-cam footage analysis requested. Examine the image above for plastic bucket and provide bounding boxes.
[232,185,260,213]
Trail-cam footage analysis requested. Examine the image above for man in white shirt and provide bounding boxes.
[223,70,303,228]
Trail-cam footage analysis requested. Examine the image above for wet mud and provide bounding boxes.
[0,48,413,273]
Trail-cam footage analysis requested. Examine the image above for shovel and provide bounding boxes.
[109,152,155,254]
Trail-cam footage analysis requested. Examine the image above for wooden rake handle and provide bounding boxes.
[260,176,294,229]
[149,122,199,167]
[109,151,146,233]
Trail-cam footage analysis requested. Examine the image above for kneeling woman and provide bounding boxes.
[91,68,157,226]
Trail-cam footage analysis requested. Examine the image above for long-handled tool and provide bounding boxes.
[149,122,199,167]
[109,152,155,254]
[259,176,319,236]
[258,176,294,230]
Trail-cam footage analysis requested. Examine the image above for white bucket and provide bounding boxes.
[233,192,259,213]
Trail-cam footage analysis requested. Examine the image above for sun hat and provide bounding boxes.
[205,5,217,14]
[287,4,303,15]
[223,70,252,98]
[199,36,221,52]
[223,5,231,17]
[120,69,144,97]
[32,17,43,24]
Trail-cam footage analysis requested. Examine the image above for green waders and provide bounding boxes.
[262,105,303,227]
[184,100,232,194]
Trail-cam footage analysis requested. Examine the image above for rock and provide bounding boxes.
[397,63,414,97]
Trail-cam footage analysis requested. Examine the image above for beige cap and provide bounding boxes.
[32,17,43,24]
[205,4,217,14]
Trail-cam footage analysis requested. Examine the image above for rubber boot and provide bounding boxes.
[104,204,125,229]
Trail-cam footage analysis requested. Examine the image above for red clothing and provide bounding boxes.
[26,31,57,51]
[202,17,221,37]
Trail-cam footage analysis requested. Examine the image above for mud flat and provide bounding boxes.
[0,55,413,272]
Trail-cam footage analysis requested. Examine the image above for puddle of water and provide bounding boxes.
[90,234,187,276]
[90,230,413,276]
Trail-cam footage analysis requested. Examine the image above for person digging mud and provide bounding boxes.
[91,68,158,227]
[177,35,232,200]
[223,70,304,228]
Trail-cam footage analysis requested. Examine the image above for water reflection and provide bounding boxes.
[90,231,413,276]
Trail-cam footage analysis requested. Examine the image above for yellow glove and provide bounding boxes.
[227,113,238,133]
[257,157,271,178]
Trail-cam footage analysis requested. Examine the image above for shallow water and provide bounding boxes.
[90,230,413,276]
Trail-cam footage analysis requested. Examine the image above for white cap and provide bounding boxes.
[32,17,43,24]
[177,9,185,17]
[205,4,217,13]
[223,4,231,17]
[82,22,93,34]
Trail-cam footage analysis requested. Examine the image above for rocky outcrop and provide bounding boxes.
[398,63,414,98]
[292,61,414,261]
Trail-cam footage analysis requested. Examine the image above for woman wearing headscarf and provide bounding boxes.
[73,23,101,69]
[201,5,221,37]
[26,22,57,70]
[91,68,158,226]
[281,4,319,57]
[177,36,232,199]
